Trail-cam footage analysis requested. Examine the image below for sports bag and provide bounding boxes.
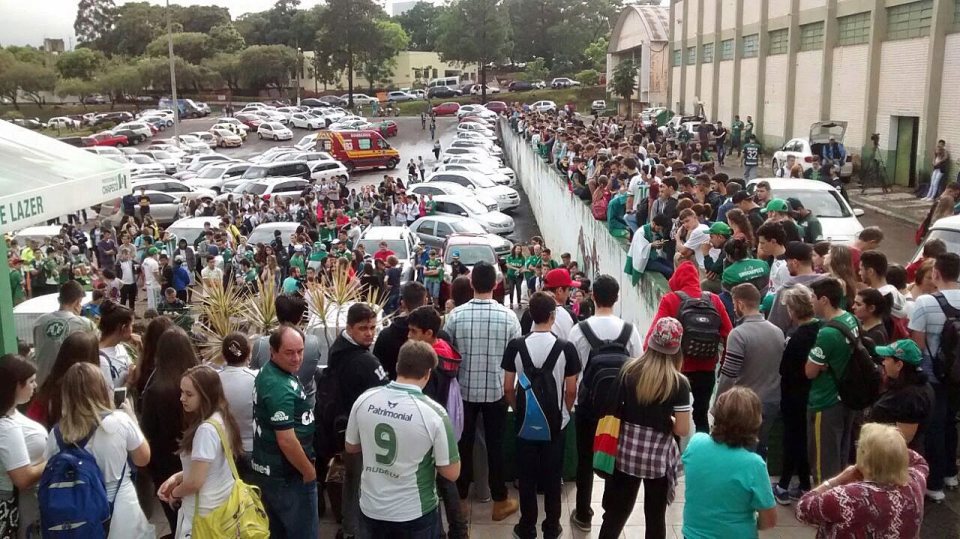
[930,293,960,385]
[592,190,611,221]
[514,339,564,442]
[577,322,633,415]
[675,291,722,361]
[825,320,882,410]
[191,420,269,539]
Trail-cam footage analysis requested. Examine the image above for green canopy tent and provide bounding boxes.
[0,120,129,353]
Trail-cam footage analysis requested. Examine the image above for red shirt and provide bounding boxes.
[374,249,395,262]
[336,214,350,228]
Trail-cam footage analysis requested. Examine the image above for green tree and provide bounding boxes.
[394,2,443,51]
[315,0,385,106]
[55,77,96,107]
[6,46,49,66]
[359,20,410,92]
[436,0,512,102]
[610,58,637,116]
[308,53,341,92]
[95,2,167,57]
[0,61,57,107]
[584,37,608,72]
[208,23,247,53]
[504,0,620,70]
[97,62,145,108]
[74,0,116,45]
[576,69,599,86]
[171,4,230,34]
[238,45,297,92]
[521,57,548,82]
[203,53,243,92]
[135,56,200,94]
[0,50,21,109]
[144,32,213,65]
[55,48,105,80]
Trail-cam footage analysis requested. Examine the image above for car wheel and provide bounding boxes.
[273,134,279,141]
[386,158,399,170]
[344,161,355,173]
[115,142,124,148]
[258,133,263,139]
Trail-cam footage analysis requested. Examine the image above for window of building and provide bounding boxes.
[720,39,734,60]
[953,0,960,29]
[673,49,682,66]
[686,46,696,65]
[702,43,714,63]
[799,22,825,51]
[768,28,789,55]
[742,34,759,57]
[886,0,933,40]
[838,12,871,45]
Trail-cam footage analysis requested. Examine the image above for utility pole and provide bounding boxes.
[166,0,180,146]
[296,46,302,106]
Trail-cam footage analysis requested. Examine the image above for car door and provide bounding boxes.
[147,193,178,223]
[413,219,440,249]
[443,201,467,217]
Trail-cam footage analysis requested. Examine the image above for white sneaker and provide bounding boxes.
[945,475,959,489]
[926,489,946,502]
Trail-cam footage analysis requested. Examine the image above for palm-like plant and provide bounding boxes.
[304,269,389,350]
[245,277,279,335]
[194,280,246,363]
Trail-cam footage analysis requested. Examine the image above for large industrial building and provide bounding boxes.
[607,4,671,110]
[667,0,960,186]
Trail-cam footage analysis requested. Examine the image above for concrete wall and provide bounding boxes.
[763,55,789,147]
[792,50,823,140]
[769,0,791,19]
[800,0,827,9]
[743,0,762,26]
[721,0,737,28]
[700,63,714,111]
[500,122,668,333]
[717,62,735,124]
[875,38,929,158]
[671,66,682,110]
[830,44,869,150]
[739,58,760,119]
[938,33,960,181]
[685,65,697,111]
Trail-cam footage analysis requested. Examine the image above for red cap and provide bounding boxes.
[544,268,581,289]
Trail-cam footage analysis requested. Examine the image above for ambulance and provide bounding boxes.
[295,129,400,172]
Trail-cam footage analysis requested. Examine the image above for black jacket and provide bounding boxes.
[328,334,389,409]
[780,320,820,403]
[373,315,452,380]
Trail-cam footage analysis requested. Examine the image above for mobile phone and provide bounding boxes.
[113,387,127,409]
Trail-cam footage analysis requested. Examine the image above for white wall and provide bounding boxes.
[830,44,868,151]
[876,38,929,155]
[743,0,761,26]
[721,0,737,29]
[701,63,714,114]
[800,0,826,10]
[792,50,822,139]
[768,0,791,19]
[717,62,734,123]
[685,65,697,111]
[938,34,960,180]
[763,55,788,143]
[500,123,668,333]
[688,0,700,39]
[672,66,682,110]
[702,0,716,35]
[739,58,759,119]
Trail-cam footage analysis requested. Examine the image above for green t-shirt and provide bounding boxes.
[744,121,754,137]
[252,361,316,480]
[731,120,744,137]
[524,255,541,278]
[423,257,443,282]
[807,311,858,411]
[9,270,23,303]
[721,258,770,290]
[244,268,258,283]
[743,143,761,166]
[677,129,692,143]
[505,255,525,279]
[320,227,336,242]
[290,254,307,276]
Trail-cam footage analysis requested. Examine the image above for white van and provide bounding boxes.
[428,76,460,89]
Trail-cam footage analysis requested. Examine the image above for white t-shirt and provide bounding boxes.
[503,331,582,429]
[176,413,236,538]
[201,266,223,284]
[683,224,711,268]
[345,382,458,523]
[0,415,31,493]
[567,315,644,374]
[218,366,258,453]
[908,289,960,376]
[118,260,136,285]
[141,257,160,286]
[552,305,575,340]
[14,411,46,537]
[100,345,133,389]
[44,411,143,490]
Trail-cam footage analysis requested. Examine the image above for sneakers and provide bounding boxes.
[789,486,810,501]
[926,489,946,502]
[569,510,592,532]
[492,498,520,521]
[945,475,959,489]
[772,484,792,505]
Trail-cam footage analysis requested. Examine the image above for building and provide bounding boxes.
[41,38,65,54]
[391,0,421,16]
[668,0,960,186]
[607,4,671,110]
[300,51,478,93]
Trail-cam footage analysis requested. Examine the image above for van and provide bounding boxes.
[295,130,399,173]
[428,76,460,89]
[241,161,312,181]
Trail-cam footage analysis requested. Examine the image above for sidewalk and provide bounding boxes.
[847,185,930,227]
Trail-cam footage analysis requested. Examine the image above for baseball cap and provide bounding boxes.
[786,197,804,211]
[874,339,922,367]
[543,268,581,289]
[451,250,460,258]
[147,247,159,256]
[761,198,790,213]
[708,222,733,236]
[731,191,752,204]
[647,317,683,355]
[207,245,219,256]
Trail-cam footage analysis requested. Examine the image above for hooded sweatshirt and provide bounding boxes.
[424,338,462,408]
[645,261,733,372]
[328,332,389,411]
[766,272,826,333]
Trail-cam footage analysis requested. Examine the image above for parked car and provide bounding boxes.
[771,121,854,179]
[410,215,512,256]
[434,162,514,186]
[408,182,500,213]
[355,226,420,283]
[210,128,243,148]
[189,131,217,149]
[115,121,154,140]
[550,77,580,89]
[508,80,536,92]
[185,162,252,191]
[387,91,417,102]
[309,159,350,182]
[173,134,210,154]
[10,118,44,130]
[86,132,130,147]
[469,84,501,95]
[57,136,89,147]
[258,122,294,141]
[317,95,349,107]
[83,146,124,158]
[341,93,378,106]
[104,190,181,226]
[449,139,503,158]
[175,154,234,176]
[217,177,311,203]
[140,150,180,173]
[47,116,82,129]
[530,100,557,113]
[432,102,461,116]
[913,215,960,264]
[591,100,607,114]
[440,234,506,303]
[126,154,166,176]
[289,112,325,130]
[427,86,461,99]
[235,113,265,129]
[241,161,311,181]
[429,194,514,234]
[93,112,134,125]
[210,123,247,140]
[746,178,864,244]
[426,171,518,210]
[83,94,108,105]
[300,98,332,108]
[485,101,508,114]
[456,104,487,119]
[130,178,215,202]
[362,120,399,138]
[246,222,302,247]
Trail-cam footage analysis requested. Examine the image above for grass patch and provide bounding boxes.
[395,86,608,116]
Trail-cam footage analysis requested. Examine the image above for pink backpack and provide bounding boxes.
[592,190,611,220]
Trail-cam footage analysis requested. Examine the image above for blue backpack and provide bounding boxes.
[38,424,124,538]
[514,338,564,442]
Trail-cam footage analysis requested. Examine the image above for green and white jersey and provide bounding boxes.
[32,310,97,386]
[345,381,460,523]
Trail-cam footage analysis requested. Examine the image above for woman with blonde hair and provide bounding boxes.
[797,422,928,537]
[930,195,956,225]
[158,366,242,539]
[598,318,690,539]
[824,244,859,309]
[43,363,153,538]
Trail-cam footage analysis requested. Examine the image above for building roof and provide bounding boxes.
[608,4,670,53]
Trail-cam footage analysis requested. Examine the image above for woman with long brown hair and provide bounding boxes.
[27,331,100,428]
[825,244,860,309]
[139,327,199,533]
[158,366,242,539]
[130,316,174,405]
[98,300,138,389]
[725,208,756,250]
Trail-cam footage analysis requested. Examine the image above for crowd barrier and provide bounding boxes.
[500,120,670,333]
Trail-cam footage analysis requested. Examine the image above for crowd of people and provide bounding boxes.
[0,104,955,539]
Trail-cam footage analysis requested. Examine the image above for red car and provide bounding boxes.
[432,102,461,116]
[235,113,264,129]
[86,132,130,147]
[485,101,508,114]
[370,120,398,138]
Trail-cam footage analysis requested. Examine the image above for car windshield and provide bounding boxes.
[130,155,152,163]
[359,239,409,259]
[469,175,496,188]
[151,151,172,159]
[242,167,267,179]
[458,198,487,214]
[197,167,224,179]
[179,135,200,143]
[242,183,268,195]
[916,229,960,263]
[450,220,487,234]
[164,226,206,246]
[772,189,851,218]
[445,245,495,265]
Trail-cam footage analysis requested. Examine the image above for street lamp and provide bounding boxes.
[296,47,303,107]
[166,0,180,146]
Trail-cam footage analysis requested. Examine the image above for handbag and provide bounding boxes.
[191,420,270,539]
[0,489,18,539]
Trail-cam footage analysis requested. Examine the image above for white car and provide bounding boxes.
[115,121,153,140]
[83,146,123,158]
[216,177,311,203]
[355,226,420,283]
[289,112,325,130]
[47,116,81,129]
[176,154,234,176]
[450,139,503,157]
[386,91,416,102]
[126,154,166,176]
[441,147,503,165]
[530,100,557,113]
[408,182,500,212]
[185,162,252,191]
[456,124,496,140]
[913,215,960,264]
[437,154,510,174]
[747,178,864,244]
[130,179,215,202]
[426,171,519,211]
[175,135,211,154]
[210,123,247,140]
[309,159,350,182]
[469,84,501,95]
[550,77,580,88]
[190,131,217,149]
[434,162,514,187]
[210,128,243,148]
[329,119,368,131]
[140,150,180,173]
[772,121,854,179]
[104,190,182,226]
[258,122,293,141]
[456,104,487,119]
[429,194,514,235]
[341,93,378,106]
[214,117,249,132]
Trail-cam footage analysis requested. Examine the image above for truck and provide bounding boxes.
[158,98,206,119]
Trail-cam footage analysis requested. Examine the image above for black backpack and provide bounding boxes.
[930,293,960,385]
[313,365,346,460]
[675,291,722,361]
[514,338,564,442]
[577,322,633,415]
[825,320,882,410]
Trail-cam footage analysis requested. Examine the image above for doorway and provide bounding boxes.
[892,116,919,187]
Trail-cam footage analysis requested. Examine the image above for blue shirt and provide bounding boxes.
[908,289,960,382]
[682,433,775,539]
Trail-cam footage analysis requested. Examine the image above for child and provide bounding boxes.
[81,288,105,321]
[102,268,122,302]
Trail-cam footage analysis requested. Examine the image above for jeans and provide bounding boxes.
[515,434,565,539]
[457,399,509,501]
[437,475,468,538]
[807,402,856,485]
[744,165,758,182]
[645,256,674,279]
[686,370,716,433]
[525,276,538,299]
[506,276,523,306]
[120,283,137,310]
[778,395,811,490]
[925,382,960,490]
[756,401,780,460]
[359,507,441,539]
[424,280,441,302]
[625,212,640,233]
[927,169,945,199]
[343,450,363,536]
[599,471,669,539]
[716,142,727,165]
[574,410,598,521]
[257,476,320,539]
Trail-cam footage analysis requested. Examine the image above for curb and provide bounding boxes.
[848,196,924,227]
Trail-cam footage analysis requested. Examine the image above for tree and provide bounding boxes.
[521,57,548,82]
[584,37,608,72]
[238,45,297,92]
[96,62,145,107]
[504,0,621,70]
[308,53,341,92]
[95,2,167,57]
[55,78,96,107]
[145,32,213,65]
[203,53,243,92]
[135,56,200,94]
[315,0,385,106]
[576,69,599,86]
[55,48,105,80]
[0,61,57,107]
[394,2,443,51]
[610,59,637,116]
[172,4,230,34]
[0,50,20,109]
[208,23,247,53]
[436,0,512,102]
[359,20,409,92]
[75,0,116,45]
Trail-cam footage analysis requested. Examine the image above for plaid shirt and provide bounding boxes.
[617,421,682,504]
[443,299,521,403]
